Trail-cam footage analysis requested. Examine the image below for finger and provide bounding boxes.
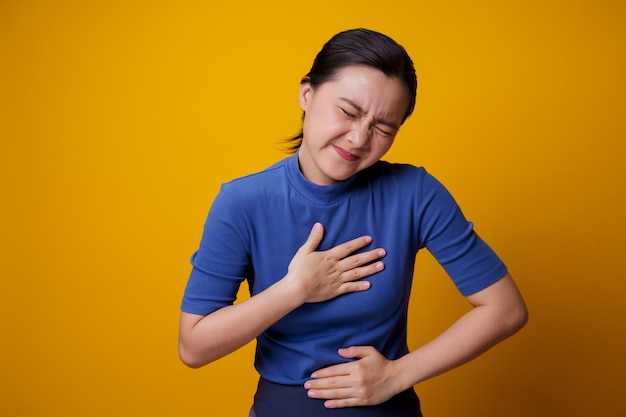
[307,386,353,400]
[308,348,375,385]
[300,222,324,253]
[338,260,385,284]
[306,376,350,392]
[337,279,371,295]
[324,398,358,409]
[310,362,352,380]
[328,235,374,259]
[338,346,374,359]
[340,248,386,271]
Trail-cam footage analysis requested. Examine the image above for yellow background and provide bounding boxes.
[1,1,625,416]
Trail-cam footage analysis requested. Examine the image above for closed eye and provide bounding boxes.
[375,126,394,137]
[340,107,357,118]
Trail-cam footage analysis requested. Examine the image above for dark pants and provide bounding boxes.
[250,377,423,417]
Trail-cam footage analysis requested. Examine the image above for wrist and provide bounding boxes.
[392,355,418,392]
[275,272,308,308]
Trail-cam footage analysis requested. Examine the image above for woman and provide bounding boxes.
[179,28,528,416]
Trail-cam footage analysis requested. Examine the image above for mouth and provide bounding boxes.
[332,145,360,162]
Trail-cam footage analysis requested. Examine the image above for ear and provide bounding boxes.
[298,81,314,111]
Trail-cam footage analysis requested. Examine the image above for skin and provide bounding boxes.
[179,65,528,409]
[297,66,410,185]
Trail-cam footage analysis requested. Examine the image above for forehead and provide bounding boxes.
[318,66,410,120]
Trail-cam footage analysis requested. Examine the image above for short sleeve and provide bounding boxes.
[417,172,508,296]
[181,184,251,315]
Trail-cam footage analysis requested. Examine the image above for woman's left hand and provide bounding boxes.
[304,346,402,408]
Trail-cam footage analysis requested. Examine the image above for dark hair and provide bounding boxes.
[286,28,417,151]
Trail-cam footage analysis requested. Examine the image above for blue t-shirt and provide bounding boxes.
[181,153,507,385]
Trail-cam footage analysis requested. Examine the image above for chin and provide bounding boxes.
[332,171,358,183]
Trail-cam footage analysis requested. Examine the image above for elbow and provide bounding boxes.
[179,312,218,368]
[495,275,529,336]
[505,300,529,336]
[180,356,204,369]
[178,342,210,369]
[518,303,529,330]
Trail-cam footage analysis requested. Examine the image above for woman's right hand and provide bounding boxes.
[285,222,386,303]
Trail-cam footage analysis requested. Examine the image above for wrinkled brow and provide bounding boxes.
[339,98,400,130]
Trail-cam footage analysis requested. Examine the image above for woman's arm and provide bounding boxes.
[178,223,387,368]
[305,273,527,408]
[395,272,528,388]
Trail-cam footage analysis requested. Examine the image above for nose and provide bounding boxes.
[347,122,371,148]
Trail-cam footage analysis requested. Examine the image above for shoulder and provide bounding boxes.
[379,161,451,190]
[220,157,289,196]
[205,158,291,227]
[209,157,292,216]
[364,161,457,216]
[365,160,435,190]
[226,157,288,186]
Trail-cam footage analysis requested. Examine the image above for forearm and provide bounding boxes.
[179,225,386,368]
[179,277,304,368]
[395,275,528,392]
[396,304,525,391]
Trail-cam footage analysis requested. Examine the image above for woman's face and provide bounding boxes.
[297,65,410,185]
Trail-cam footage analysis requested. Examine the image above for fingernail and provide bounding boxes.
[376,262,384,270]
[378,249,386,256]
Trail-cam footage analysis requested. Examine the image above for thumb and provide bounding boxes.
[301,222,324,252]
[338,346,374,360]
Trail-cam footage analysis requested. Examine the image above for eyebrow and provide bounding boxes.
[339,98,400,130]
